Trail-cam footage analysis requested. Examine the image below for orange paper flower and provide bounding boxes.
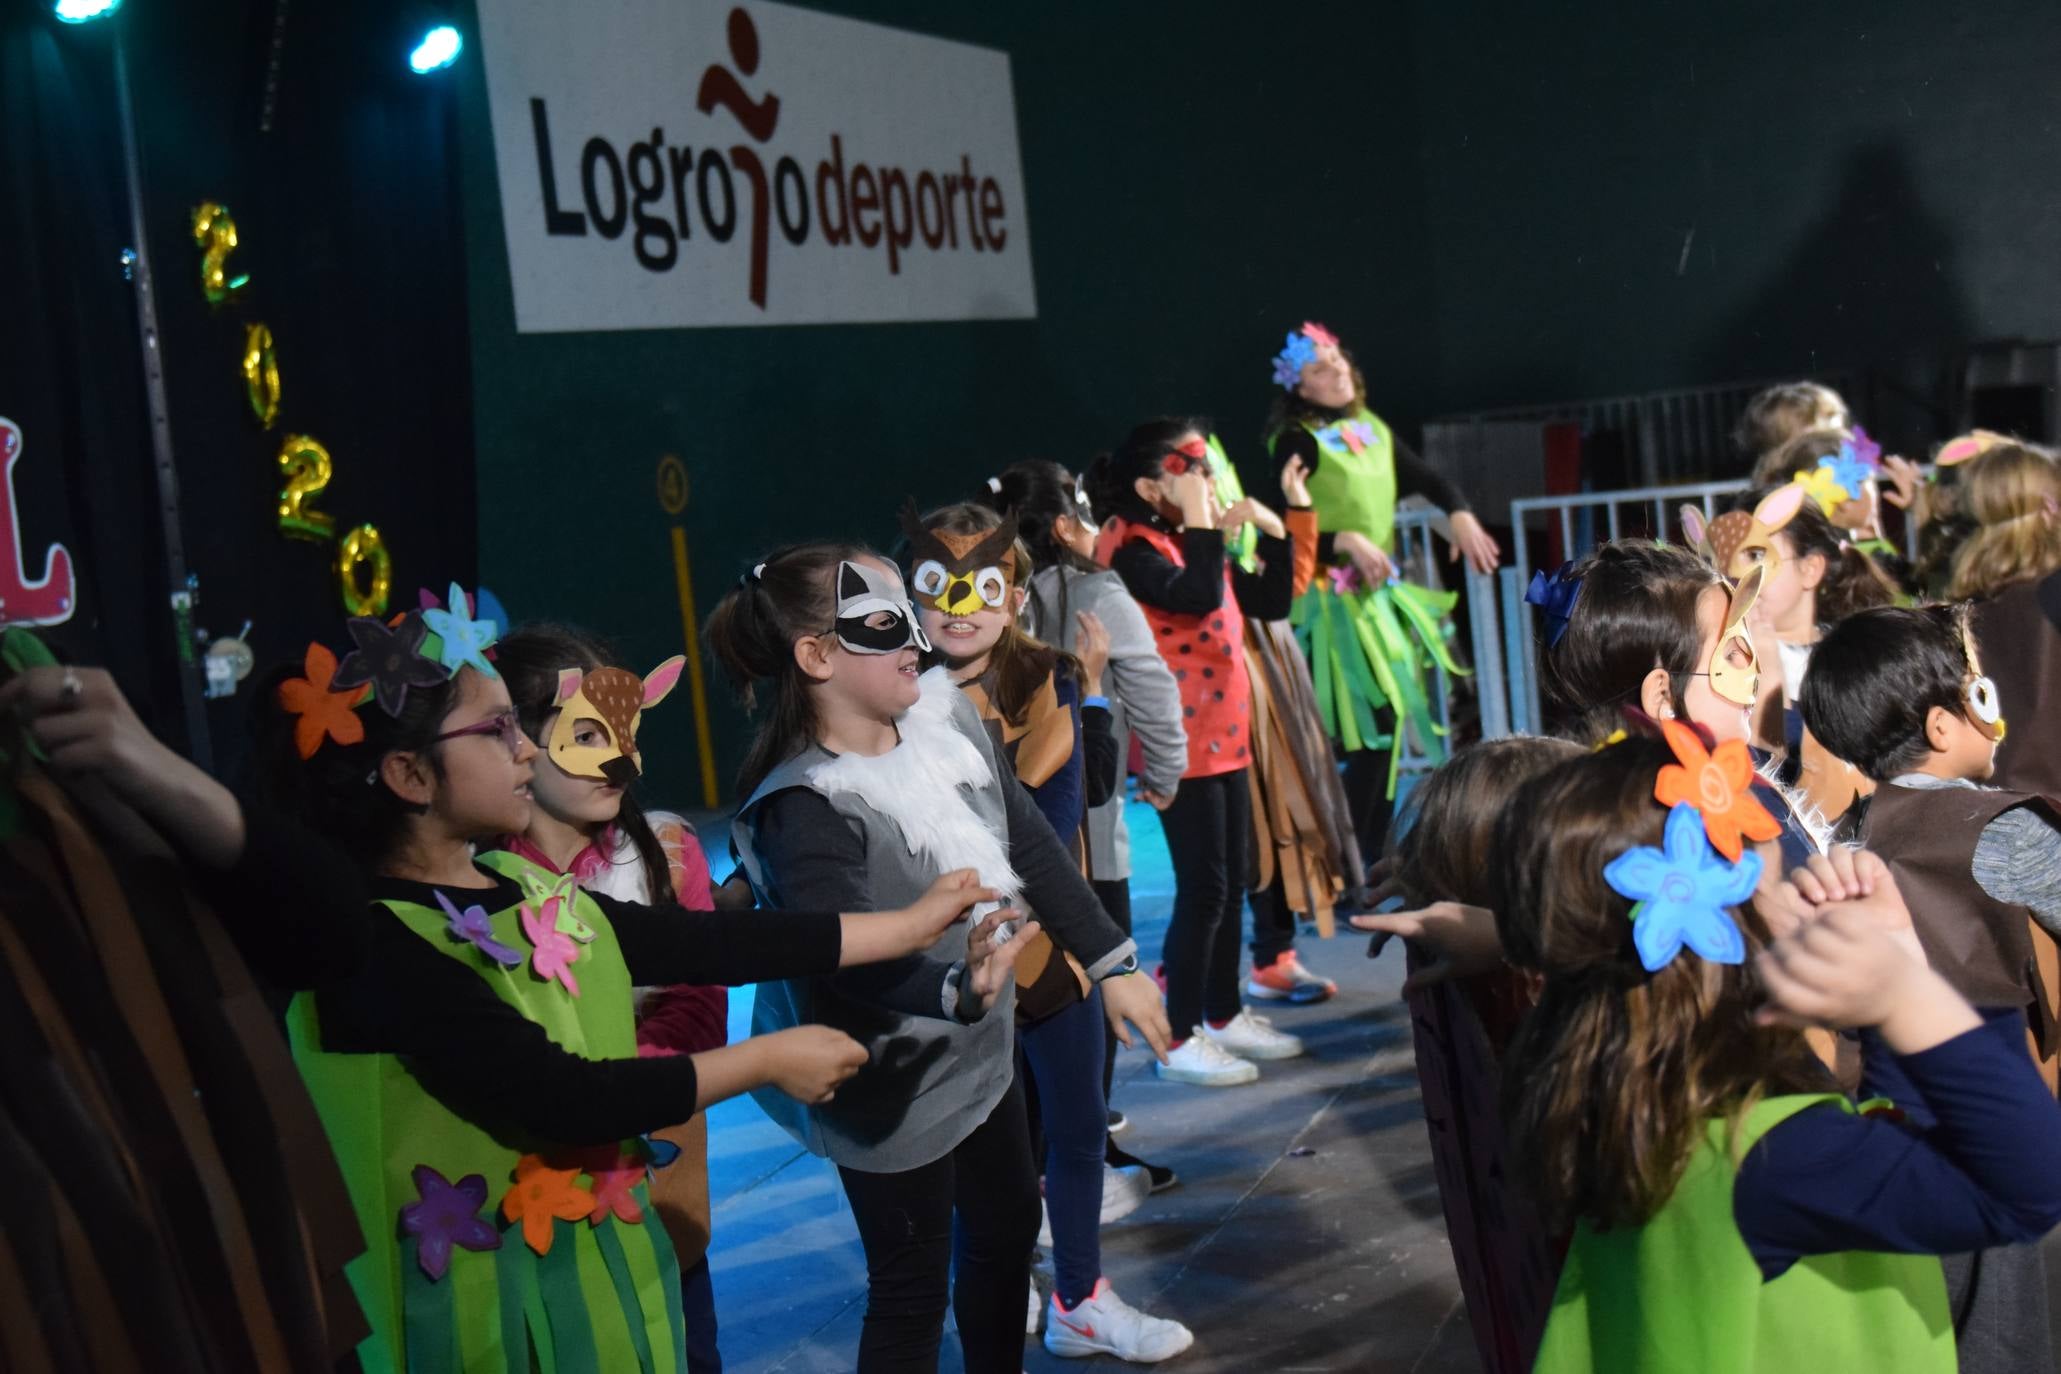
[500,1154,594,1255]
[1653,718,1781,861]
[277,642,368,759]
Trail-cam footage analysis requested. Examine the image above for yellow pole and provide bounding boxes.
[669,524,720,809]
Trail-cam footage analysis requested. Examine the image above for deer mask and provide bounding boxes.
[547,657,687,786]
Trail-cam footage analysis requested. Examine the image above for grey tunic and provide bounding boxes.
[731,680,1135,1172]
[1027,564,1187,880]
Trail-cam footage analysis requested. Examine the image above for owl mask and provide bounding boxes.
[898,500,1020,618]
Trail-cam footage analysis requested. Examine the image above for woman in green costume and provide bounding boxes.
[257,593,1022,1373]
[1264,321,1501,857]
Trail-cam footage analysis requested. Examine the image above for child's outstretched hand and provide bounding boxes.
[1280,455,1313,508]
[1787,848,1924,962]
[838,869,1002,966]
[1074,611,1111,696]
[759,1025,870,1105]
[1102,967,1173,1063]
[963,909,1040,1016]
[1350,901,1503,991]
[1756,904,1977,1052]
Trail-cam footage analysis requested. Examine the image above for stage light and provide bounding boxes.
[53,0,123,22]
[408,24,462,73]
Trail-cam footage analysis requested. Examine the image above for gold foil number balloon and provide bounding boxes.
[190,202,249,305]
[277,435,337,542]
[243,323,280,429]
[336,523,391,617]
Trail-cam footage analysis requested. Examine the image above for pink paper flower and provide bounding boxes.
[520,901,582,997]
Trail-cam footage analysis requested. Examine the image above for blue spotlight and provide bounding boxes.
[54,0,123,21]
[408,24,462,74]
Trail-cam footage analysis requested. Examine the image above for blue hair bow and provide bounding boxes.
[1524,561,1581,647]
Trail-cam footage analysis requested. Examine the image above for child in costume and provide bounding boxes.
[493,622,733,1372]
[1211,437,1360,1002]
[1262,321,1497,859]
[1356,735,1581,1374]
[1496,730,2061,1373]
[707,546,1170,1374]
[1086,420,1305,1085]
[1530,540,1817,870]
[992,458,1187,1125]
[1798,604,2061,1371]
[260,586,1011,1374]
[900,501,1193,1364]
[1950,441,2061,797]
[1732,380,1851,469]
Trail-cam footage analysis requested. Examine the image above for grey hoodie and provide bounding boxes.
[1028,564,1187,880]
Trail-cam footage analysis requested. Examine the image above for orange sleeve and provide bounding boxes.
[1286,508,1319,598]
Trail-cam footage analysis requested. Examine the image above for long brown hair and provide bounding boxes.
[704,542,870,799]
[1491,736,1830,1232]
[1751,426,1850,490]
[1541,540,1717,745]
[912,502,1078,727]
[494,622,678,907]
[1735,487,1900,627]
[1391,735,1582,908]
[1947,440,2061,600]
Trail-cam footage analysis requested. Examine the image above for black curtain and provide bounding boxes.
[0,0,475,782]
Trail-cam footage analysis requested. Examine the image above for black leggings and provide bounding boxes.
[1343,741,1399,862]
[1092,877,1132,1100]
[836,1075,1040,1374]
[1158,769,1251,1034]
[1248,873,1298,966]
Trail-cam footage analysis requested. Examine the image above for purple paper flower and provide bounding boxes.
[435,890,524,967]
[1271,332,1317,389]
[1850,425,1882,470]
[401,1164,502,1280]
[1328,564,1364,596]
[1603,802,1761,972]
[330,612,449,717]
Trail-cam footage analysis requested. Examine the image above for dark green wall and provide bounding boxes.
[461,1,1430,805]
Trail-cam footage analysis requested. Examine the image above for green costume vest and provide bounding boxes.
[288,850,687,1373]
[1534,1093,1954,1374]
[1208,434,1261,573]
[1298,407,1396,552]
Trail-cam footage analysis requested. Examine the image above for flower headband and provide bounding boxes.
[1524,561,1581,647]
[1790,439,1875,515]
[277,581,506,760]
[1600,719,1775,971]
[1269,319,1340,390]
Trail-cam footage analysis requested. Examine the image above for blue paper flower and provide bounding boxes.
[423,580,501,678]
[1820,445,1873,503]
[1602,802,1762,971]
[435,889,524,967]
[1523,561,1582,647]
[1271,332,1317,389]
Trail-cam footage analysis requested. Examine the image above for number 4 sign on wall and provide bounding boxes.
[0,419,76,627]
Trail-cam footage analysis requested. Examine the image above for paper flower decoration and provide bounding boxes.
[1652,719,1781,861]
[1328,564,1364,597]
[1790,463,1850,517]
[435,890,524,967]
[401,1164,501,1279]
[520,901,582,996]
[1604,802,1762,972]
[277,641,368,759]
[500,1155,593,1256]
[520,870,596,944]
[1821,446,1874,503]
[1523,561,1582,648]
[330,612,449,717]
[1315,421,1376,455]
[584,1152,646,1227]
[422,581,501,678]
[1849,425,1882,470]
[1300,321,1339,348]
[641,1133,683,1171]
[1271,331,1318,389]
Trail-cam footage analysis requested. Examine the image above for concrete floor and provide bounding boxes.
[704,800,1478,1373]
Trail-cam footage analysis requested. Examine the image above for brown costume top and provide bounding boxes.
[1970,572,2061,800]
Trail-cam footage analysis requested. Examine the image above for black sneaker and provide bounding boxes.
[1105,1139,1179,1193]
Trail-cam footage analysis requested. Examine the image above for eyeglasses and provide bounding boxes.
[433,711,528,759]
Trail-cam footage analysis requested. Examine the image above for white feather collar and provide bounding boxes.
[807,668,1023,898]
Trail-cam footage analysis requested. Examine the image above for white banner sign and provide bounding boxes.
[475,0,1038,331]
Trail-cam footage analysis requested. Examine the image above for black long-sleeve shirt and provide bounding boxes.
[312,864,843,1146]
[1108,527,1297,623]
[190,810,373,991]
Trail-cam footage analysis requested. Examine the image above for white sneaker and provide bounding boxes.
[1038,1197,1052,1249]
[1101,1164,1149,1224]
[1154,1028,1259,1086]
[1201,1007,1304,1061]
[1044,1279,1195,1362]
[1027,1275,1043,1334]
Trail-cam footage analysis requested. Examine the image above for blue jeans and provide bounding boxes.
[1020,984,1109,1307]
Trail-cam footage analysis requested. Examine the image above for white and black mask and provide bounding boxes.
[833,561,932,655]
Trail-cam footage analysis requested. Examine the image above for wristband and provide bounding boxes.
[1083,694,1110,710]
